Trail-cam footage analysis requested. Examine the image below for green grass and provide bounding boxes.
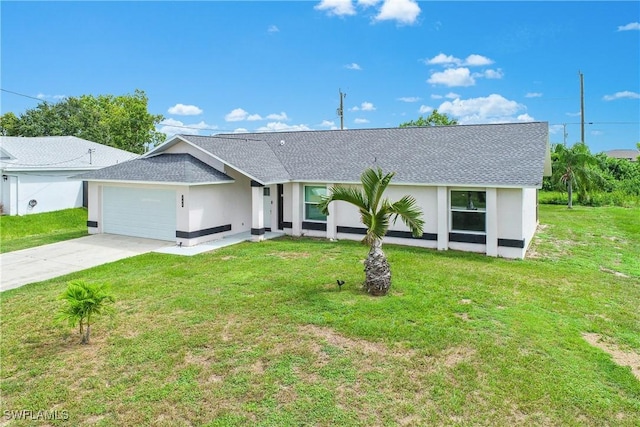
[1,205,639,426]
[0,208,88,253]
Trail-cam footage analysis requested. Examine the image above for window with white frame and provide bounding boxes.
[450,190,486,233]
[304,186,327,221]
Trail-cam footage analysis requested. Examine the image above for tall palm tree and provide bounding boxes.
[318,167,424,296]
[551,143,603,208]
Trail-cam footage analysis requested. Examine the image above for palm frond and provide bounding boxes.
[364,207,390,245]
[387,196,425,237]
[318,185,368,215]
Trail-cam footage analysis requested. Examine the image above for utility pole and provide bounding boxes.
[337,89,346,130]
[579,71,585,144]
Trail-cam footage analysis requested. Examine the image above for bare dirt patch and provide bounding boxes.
[441,346,477,368]
[599,267,630,278]
[220,255,236,261]
[459,299,472,305]
[268,251,310,260]
[582,333,640,381]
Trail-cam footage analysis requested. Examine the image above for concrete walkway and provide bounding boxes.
[1,231,286,292]
[0,234,168,292]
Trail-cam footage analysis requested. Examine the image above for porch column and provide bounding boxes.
[291,182,301,236]
[485,187,498,257]
[326,183,337,240]
[251,180,265,242]
[437,186,448,251]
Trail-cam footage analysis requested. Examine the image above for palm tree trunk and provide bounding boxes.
[363,239,391,296]
[567,179,573,209]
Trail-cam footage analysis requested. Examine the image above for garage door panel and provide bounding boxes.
[103,187,176,241]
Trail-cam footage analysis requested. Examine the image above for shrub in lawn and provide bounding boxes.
[56,280,115,344]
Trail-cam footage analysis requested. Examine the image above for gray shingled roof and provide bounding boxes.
[75,153,234,184]
[0,136,138,170]
[605,149,639,161]
[180,122,549,187]
[180,135,291,182]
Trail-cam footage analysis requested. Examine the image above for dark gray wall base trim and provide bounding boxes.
[282,221,293,229]
[302,221,327,231]
[449,232,487,244]
[176,224,232,239]
[498,238,525,248]
[251,228,265,236]
[87,220,98,228]
[250,180,264,187]
[265,227,272,232]
[337,226,437,241]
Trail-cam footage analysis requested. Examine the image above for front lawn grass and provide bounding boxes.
[1,205,639,426]
[0,208,88,253]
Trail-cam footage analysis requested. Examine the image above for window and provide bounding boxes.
[304,186,327,221]
[263,187,271,196]
[451,190,486,233]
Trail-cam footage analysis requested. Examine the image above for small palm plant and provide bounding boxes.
[318,167,424,296]
[57,280,115,344]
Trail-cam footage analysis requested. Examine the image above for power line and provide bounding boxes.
[0,88,50,103]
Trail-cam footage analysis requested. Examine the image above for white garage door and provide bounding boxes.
[103,187,176,241]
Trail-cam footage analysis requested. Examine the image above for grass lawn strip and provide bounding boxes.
[0,205,638,426]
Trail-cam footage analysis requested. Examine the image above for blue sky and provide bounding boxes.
[1,1,638,154]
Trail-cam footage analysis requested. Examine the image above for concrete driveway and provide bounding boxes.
[1,234,170,292]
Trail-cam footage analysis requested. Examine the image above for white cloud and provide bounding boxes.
[566,111,581,117]
[158,118,215,136]
[427,67,475,87]
[315,0,356,16]
[603,91,640,101]
[267,112,289,121]
[438,94,526,124]
[255,122,311,132]
[233,128,249,134]
[617,22,640,31]
[167,103,203,116]
[350,101,376,112]
[481,68,504,79]
[418,105,433,114]
[426,53,460,66]
[345,63,362,70]
[591,130,604,136]
[549,124,564,135]
[464,54,494,66]
[360,101,376,111]
[225,108,249,122]
[319,120,338,129]
[374,0,421,25]
[445,92,460,99]
[425,53,494,67]
[397,96,421,102]
[516,113,535,122]
[247,114,263,121]
[357,0,380,6]
[525,92,543,98]
[430,94,443,100]
[268,25,280,33]
[36,93,65,100]
[354,118,370,124]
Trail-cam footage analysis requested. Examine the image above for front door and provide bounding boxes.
[263,187,272,231]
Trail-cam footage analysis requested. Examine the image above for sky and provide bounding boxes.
[1,1,639,154]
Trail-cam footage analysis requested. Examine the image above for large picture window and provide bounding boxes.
[304,186,327,221]
[451,190,486,233]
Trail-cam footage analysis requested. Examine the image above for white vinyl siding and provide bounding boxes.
[103,187,176,241]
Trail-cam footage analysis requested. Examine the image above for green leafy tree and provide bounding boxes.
[399,109,458,127]
[4,89,165,154]
[551,143,604,208]
[56,280,115,344]
[318,167,424,296]
[0,112,20,135]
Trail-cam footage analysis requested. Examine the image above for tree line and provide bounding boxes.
[0,89,165,154]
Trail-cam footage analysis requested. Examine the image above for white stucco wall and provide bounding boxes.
[0,171,85,215]
[522,188,538,244]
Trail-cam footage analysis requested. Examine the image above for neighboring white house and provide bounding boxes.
[0,136,138,215]
[605,149,639,162]
[77,122,551,259]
